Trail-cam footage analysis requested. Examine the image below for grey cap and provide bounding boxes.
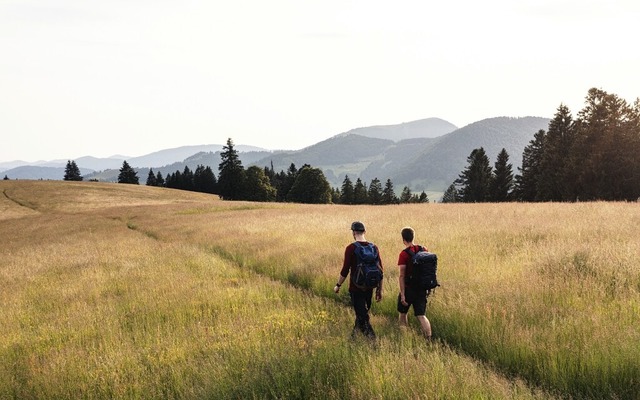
[351,221,365,232]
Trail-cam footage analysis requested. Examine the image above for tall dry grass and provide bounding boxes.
[137,194,640,398]
[1,180,548,399]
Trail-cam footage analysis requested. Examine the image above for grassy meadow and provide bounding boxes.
[1,181,638,399]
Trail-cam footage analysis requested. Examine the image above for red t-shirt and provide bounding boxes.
[340,241,383,292]
[398,244,427,289]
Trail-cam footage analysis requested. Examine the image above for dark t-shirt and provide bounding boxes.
[340,241,383,292]
[398,244,427,289]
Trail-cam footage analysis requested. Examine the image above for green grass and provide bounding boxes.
[5,181,639,398]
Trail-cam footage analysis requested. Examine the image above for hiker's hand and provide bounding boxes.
[333,285,340,293]
[375,290,382,302]
[400,295,408,306]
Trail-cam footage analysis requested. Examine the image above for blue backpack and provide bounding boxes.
[352,242,383,289]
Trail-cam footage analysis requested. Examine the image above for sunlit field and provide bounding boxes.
[2,181,638,399]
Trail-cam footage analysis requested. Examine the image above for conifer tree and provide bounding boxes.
[146,169,157,186]
[117,160,139,184]
[569,88,640,201]
[276,163,298,202]
[63,160,83,181]
[441,183,459,203]
[217,138,246,200]
[513,130,546,201]
[455,147,492,202]
[382,179,398,204]
[400,186,413,203]
[353,178,368,204]
[537,104,574,201]
[194,165,217,194]
[181,166,194,191]
[340,175,354,204]
[331,187,341,204]
[155,171,165,187]
[489,148,514,202]
[367,178,383,205]
[418,191,429,203]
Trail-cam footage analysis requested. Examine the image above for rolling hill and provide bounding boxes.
[3,116,551,197]
[252,116,550,192]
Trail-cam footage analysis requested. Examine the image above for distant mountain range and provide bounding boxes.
[0,145,267,180]
[2,116,551,195]
[250,116,549,192]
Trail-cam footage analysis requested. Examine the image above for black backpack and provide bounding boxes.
[404,245,439,291]
[352,242,383,290]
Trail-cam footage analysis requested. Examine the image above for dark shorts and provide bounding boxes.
[397,286,428,316]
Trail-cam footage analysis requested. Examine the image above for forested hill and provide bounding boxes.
[390,116,551,190]
[253,116,550,192]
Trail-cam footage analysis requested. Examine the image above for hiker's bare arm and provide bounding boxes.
[398,264,408,305]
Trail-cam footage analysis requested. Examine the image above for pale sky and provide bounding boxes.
[2,0,639,162]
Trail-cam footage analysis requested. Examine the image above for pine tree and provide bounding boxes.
[181,166,194,191]
[537,104,574,201]
[513,130,546,201]
[277,163,298,202]
[441,183,459,203]
[3,175,9,180]
[455,147,493,202]
[353,178,368,204]
[569,88,640,201]
[117,161,139,184]
[63,160,83,181]
[331,187,341,204]
[340,175,354,204]
[194,165,217,194]
[400,186,413,203]
[217,138,247,200]
[418,191,429,203]
[367,177,383,205]
[155,171,165,187]
[382,179,398,204]
[146,169,157,186]
[489,148,514,202]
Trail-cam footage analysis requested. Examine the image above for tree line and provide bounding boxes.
[79,138,426,205]
[215,138,429,204]
[444,88,640,202]
[65,88,638,203]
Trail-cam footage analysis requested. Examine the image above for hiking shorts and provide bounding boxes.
[397,286,428,316]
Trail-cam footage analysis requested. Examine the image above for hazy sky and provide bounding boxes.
[2,0,639,162]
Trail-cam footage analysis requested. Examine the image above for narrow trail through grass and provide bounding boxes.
[5,181,638,399]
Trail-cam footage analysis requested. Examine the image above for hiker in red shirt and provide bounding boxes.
[397,226,433,340]
[334,221,384,339]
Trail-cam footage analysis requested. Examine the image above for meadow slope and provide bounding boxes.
[2,181,639,399]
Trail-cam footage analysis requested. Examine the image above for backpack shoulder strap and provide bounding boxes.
[403,247,415,257]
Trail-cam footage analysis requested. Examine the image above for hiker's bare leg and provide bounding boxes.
[416,315,432,338]
[399,313,408,327]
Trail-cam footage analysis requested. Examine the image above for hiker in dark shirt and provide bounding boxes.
[334,221,383,339]
[397,226,432,339]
